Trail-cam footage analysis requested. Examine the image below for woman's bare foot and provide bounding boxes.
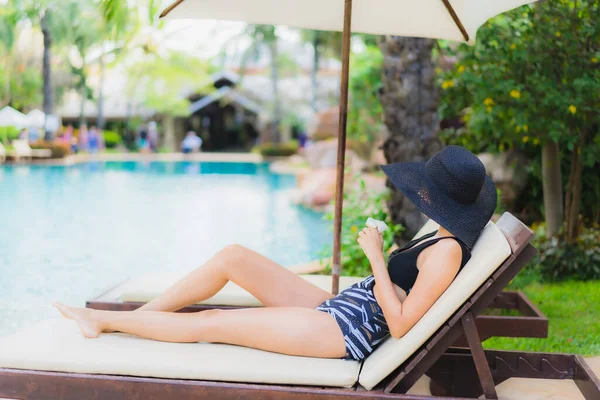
[53,302,103,338]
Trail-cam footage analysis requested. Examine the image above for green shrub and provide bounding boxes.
[30,140,71,158]
[0,126,20,144]
[533,225,600,281]
[254,140,299,157]
[320,175,404,277]
[102,130,122,149]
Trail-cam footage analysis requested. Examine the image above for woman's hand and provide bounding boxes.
[357,227,384,262]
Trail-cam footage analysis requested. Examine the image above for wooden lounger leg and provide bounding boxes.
[461,313,498,399]
[429,349,600,400]
[574,355,600,400]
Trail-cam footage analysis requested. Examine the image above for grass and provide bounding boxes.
[483,280,600,356]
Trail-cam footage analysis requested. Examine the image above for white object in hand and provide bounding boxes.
[366,218,389,233]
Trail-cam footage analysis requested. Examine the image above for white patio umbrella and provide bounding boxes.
[0,106,28,128]
[26,109,46,129]
[161,0,538,294]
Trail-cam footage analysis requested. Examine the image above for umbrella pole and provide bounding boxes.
[332,0,353,295]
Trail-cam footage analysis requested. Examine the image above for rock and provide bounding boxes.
[304,139,367,172]
[307,107,339,140]
[292,167,338,207]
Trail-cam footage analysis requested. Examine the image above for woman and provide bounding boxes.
[54,145,496,361]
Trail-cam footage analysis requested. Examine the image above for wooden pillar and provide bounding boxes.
[331,0,352,295]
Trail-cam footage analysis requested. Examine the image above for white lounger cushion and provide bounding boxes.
[359,221,511,390]
[119,273,364,306]
[0,318,361,388]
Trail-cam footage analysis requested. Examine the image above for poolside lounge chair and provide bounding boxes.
[87,219,549,346]
[8,140,32,163]
[0,142,5,163]
[1,212,598,399]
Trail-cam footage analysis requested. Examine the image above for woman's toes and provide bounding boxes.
[52,302,102,338]
[53,302,75,320]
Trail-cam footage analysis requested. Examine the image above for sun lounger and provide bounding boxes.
[0,142,5,163]
[87,219,548,346]
[8,140,32,163]
[1,212,597,399]
[30,148,52,159]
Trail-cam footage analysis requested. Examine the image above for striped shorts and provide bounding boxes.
[315,275,390,360]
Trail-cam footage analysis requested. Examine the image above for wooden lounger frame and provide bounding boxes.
[2,213,599,399]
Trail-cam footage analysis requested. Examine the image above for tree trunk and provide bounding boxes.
[379,36,443,240]
[267,40,281,143]
[41,11,54,140]
[79,86,86,129]
[311,34,320,112]
[97,55,105,129]
[541,140,563,238]
[78,61,87,128]
[564,131,586,243]
[162,114,176,152]
[3,59,10,107]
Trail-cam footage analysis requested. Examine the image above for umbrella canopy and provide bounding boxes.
[161,0,535,42]
[0,106,28,128]
[26,109,46,129]
[161,0,538,294]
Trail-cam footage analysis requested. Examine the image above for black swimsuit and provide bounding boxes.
[388,231,472,295]
[316,231,471,360]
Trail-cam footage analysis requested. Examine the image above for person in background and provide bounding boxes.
[137,124,150,153]
[18,128,29,141]
[63,125,74,144]
[181,130,202,154]
[88,126,99,154]
[148,121,159,152]
[28,127,39,143]
[70,136,79,154]
[79,124,89,152]
[98,127,105,151]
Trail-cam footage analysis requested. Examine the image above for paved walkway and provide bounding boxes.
[24,152,264,166]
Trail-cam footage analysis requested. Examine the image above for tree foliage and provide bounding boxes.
[440,2,599,152]
[348,44,384,144]
[126,51,210,116]
[439,0,600,240]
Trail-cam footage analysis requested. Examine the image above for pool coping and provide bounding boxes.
[16,152,271,167]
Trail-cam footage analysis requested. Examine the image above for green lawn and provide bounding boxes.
[483,280,600,356]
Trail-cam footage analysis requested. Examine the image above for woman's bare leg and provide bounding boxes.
[54,303,346,358]
[137,245,333,312]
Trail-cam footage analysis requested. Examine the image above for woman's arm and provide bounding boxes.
[358,228,462,338]
[357,228,404,330]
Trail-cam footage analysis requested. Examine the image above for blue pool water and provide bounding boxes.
[0,161,331,335]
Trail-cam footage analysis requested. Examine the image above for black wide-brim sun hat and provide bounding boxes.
[381,145,497,249]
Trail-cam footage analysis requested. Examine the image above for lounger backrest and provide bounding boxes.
[12,140,32,156]
[0,142,5,156]
[412,219,440,239]
[358,221,511,390]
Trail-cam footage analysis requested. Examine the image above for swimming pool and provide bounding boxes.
[0,161,331,335]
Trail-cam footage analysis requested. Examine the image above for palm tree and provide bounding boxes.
[98,0,150,130]
[220,24,284,143]
[379,36,443,239]
[17,0,75,138]
[0,8,18,107]
[300,30,342,112]
[40,9,53,137]
[244,25,282,143]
